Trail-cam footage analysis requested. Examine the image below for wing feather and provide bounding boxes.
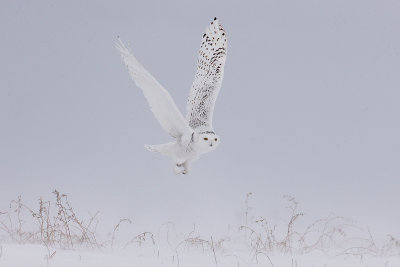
[116,38,193,140]
[186,18,227,132]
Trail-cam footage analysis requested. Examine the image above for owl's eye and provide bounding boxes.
[203,137,208,141]
[214,138,218,141]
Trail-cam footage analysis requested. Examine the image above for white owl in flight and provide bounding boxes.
[116,18,227,174]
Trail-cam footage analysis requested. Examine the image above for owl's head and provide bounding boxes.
[197,132,220,152]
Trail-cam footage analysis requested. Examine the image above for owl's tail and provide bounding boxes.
[144,142,174,155]
[144,144,162,153]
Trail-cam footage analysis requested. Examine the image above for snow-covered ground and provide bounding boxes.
[1,192,399,267]
[1,243,399,267]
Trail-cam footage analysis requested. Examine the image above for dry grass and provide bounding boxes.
[165,224,229,267]
[239,193,400,260]
[338,231,400,257]
[0,190,399,265]
[124,231,156,248]
[0,190,101,249]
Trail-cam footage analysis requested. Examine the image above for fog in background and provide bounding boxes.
[1,0,399,237]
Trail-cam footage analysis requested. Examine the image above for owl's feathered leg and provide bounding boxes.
[182,161,191,175]
[174,160,191,175]
[174,162,185,174]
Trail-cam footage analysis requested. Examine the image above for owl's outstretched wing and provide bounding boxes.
[186,18,227,132]
[116,38,193,140]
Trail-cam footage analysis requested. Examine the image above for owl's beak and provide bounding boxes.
[210,143,213,147]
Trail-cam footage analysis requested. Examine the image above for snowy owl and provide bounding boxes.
[116,18,227,174]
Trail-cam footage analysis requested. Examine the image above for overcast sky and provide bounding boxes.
[1,0,399,237]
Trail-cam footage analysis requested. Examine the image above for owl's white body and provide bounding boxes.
[116,18,227,174]
[145,132,219,174]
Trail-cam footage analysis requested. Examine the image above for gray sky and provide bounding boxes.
[1,0,399,237]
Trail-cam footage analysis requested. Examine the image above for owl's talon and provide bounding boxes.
[174,163,184,174]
